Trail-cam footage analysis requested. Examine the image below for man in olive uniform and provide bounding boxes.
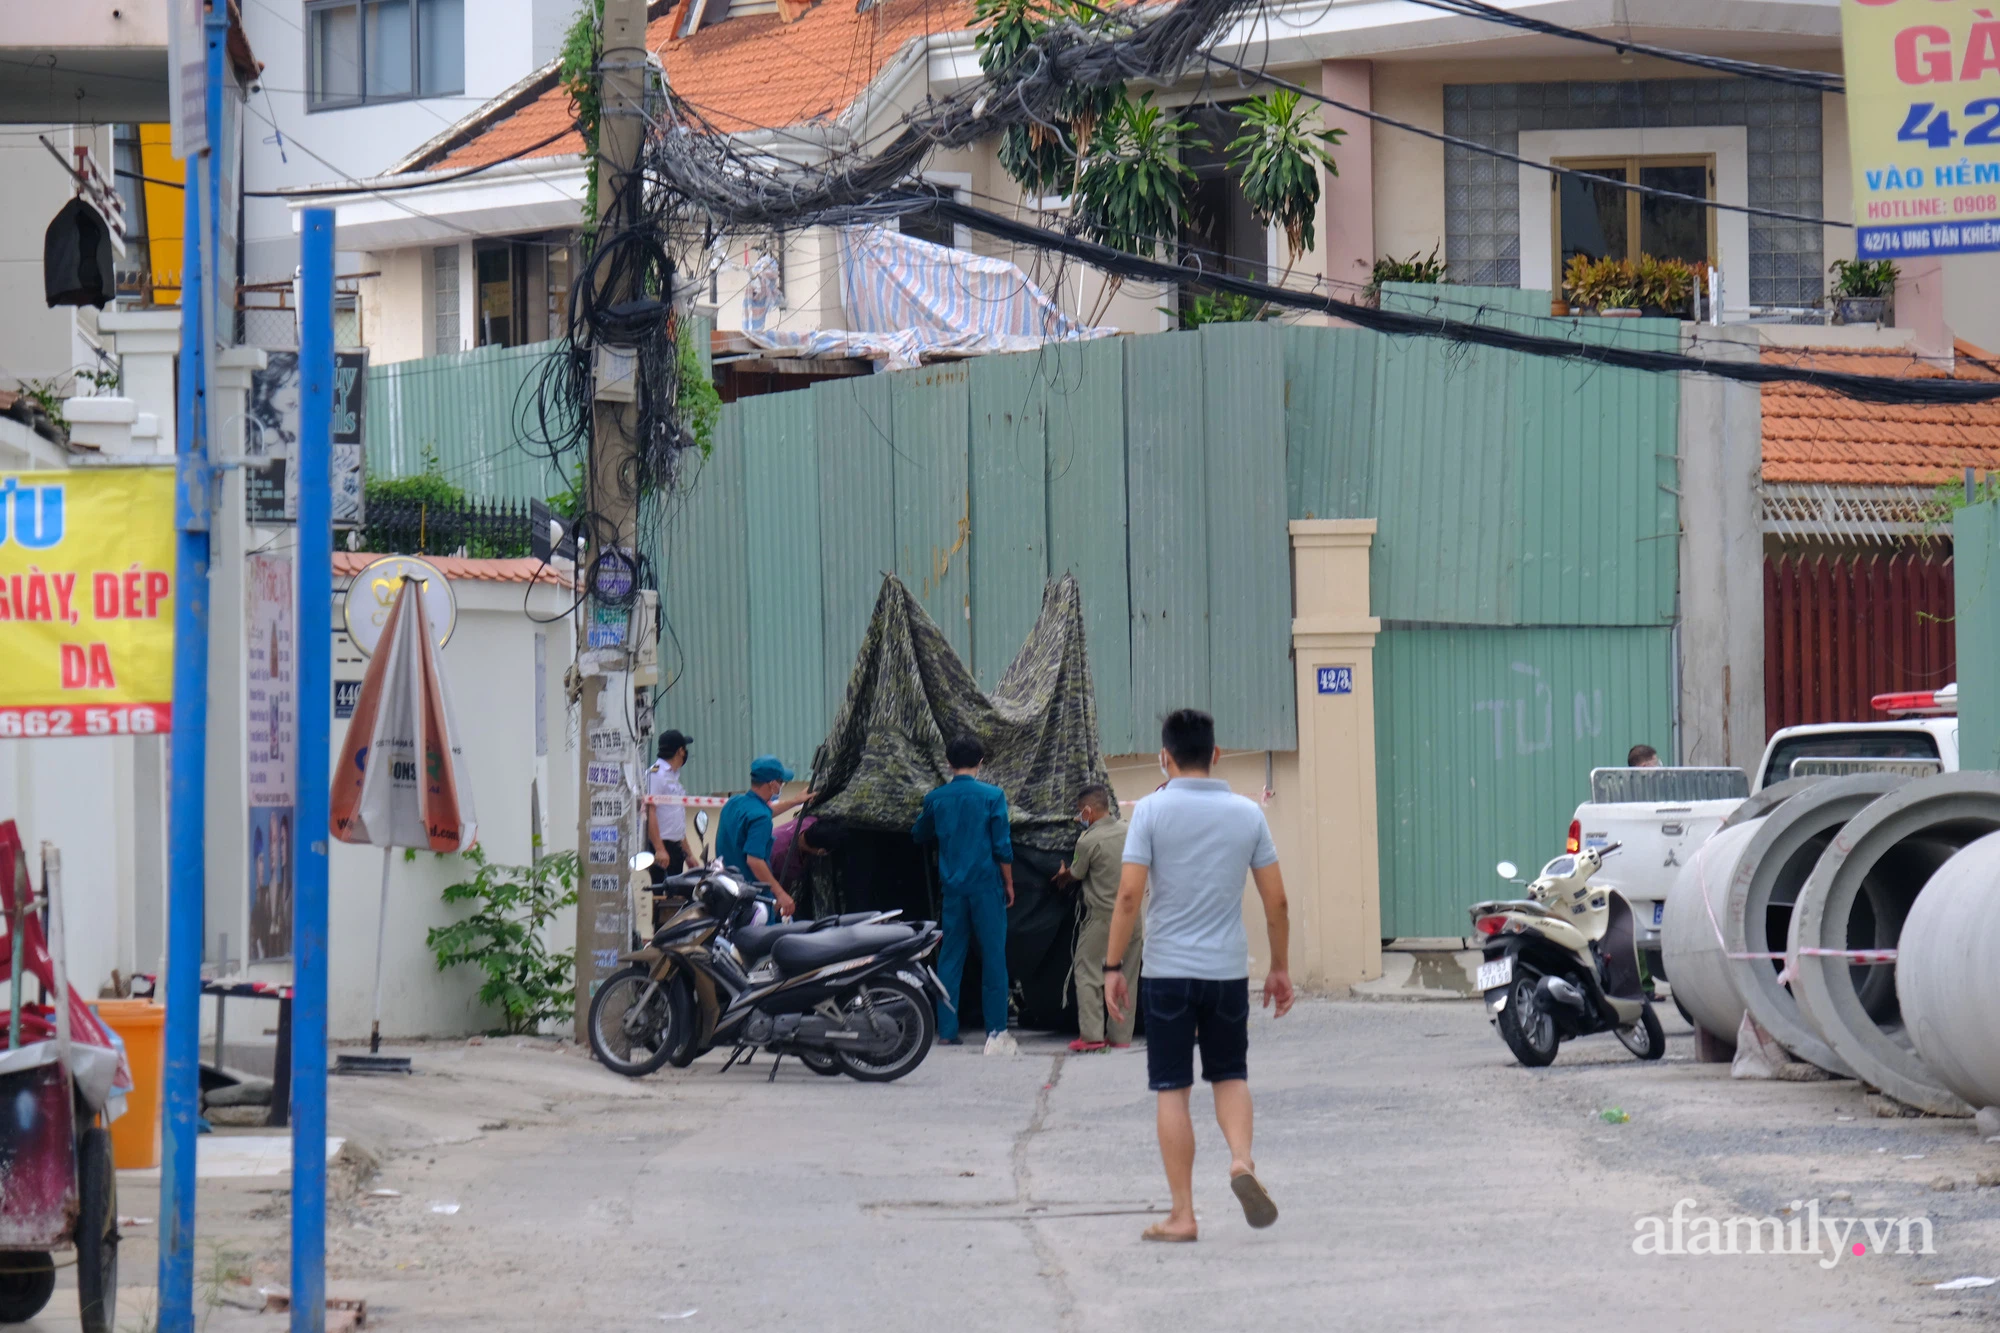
[1058,783,1141,1052]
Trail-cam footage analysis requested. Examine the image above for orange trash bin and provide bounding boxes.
[92,999,166,1170]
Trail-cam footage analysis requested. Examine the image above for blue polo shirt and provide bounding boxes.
[716,790,775,877]
[912,775,1013,895]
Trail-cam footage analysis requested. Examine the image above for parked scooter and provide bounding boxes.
[588,860,948,1083]
[1467,843,1666,1067]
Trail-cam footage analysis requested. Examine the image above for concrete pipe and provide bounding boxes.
[1665,774,1908,1073]
[1718,775,1825,831]
[1789,772,2000,1117]
[1660,820,1759,1041]
[1897,830,2000,1114]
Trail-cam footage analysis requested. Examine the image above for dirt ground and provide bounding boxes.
[71,999,2000,1331]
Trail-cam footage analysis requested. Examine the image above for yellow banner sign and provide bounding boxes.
[1843,0,2000,257]
[0,468,175,737]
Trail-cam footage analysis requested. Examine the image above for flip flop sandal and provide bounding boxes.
[1230,1171,1279,1229]
[1141,1223,1197,1243]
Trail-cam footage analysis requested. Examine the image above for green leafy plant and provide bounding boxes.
[1075,93,1205,257]
[677,325,721,457]
[1829,257,1898,298]
[1162,291,1266,329]
[975,0,1124,196]
[1223,90,1343,258]
[427,845,580,1036]
[1633,254,1701,313]
[16,376,71,433]
[558,0,606,230]
[1366,244,1447,302]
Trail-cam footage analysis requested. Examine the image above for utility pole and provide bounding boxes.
[575,0,652,1041]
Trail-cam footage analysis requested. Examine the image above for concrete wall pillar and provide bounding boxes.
[1288,519,1382,989]
[1319,61,1376,301]
[1677,327,1765,768]
[98,308,182,455]
[1894,256,1952,362]
[206,345,268,975]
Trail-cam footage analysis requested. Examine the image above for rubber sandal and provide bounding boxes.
[1067,1038,1107,1053]
[1141,1223,1197,1243]
[1230,1171,1279,1229]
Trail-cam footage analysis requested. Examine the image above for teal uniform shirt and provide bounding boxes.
[912,775,1013,895]
[716,790,775,878]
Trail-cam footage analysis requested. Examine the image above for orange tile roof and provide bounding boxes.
[421,0,976,171]
[335,552,574,586]
[1762,339,2000,487]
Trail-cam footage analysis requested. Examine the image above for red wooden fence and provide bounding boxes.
[1764,552,1956,737]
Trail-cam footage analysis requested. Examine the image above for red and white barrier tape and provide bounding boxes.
[645,789,1267,812]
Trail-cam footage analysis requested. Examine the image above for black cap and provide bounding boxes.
[658,729,694,760]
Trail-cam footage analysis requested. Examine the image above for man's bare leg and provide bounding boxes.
[1153,1088,1199,1238]
[1213,1078,1254,1176]
[1214,1079,1279,1227]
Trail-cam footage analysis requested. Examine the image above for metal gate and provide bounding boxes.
[1764,551,1955,735]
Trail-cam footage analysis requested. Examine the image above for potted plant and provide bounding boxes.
[1600,284,1642,317]
[1563,255,1644,315]
[1634,254,1701,319]
[1829,258,1897,325]
[1366,244,1447,306]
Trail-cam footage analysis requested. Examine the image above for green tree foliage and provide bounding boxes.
[1075,94,1203,257]
[1224,90,1343,257]
[426,845,580,1035]
[975,3,1339,267]
[558,0,606,230]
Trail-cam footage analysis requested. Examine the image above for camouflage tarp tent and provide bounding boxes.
[802,574,1111,1030]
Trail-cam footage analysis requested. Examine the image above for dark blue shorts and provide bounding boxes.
[1141,976,1250,1092]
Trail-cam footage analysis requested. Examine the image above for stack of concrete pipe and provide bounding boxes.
[1662,771,2000,1118]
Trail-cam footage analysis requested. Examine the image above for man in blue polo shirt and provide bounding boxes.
[717,754,813,921]
[913,735,1016,1055]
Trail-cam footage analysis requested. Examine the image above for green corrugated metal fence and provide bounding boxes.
[1955,497,2000,770]
[365,297,1684,940]
[1374,625,1677,937]
[367,340,570,502]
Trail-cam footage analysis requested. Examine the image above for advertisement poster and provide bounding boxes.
[0,468,175,737]
[1843,0,2000,257]
[246,349,367,526]
[246,552,295,961]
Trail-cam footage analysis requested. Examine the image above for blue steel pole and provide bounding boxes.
[292,207,335,1333]
[158,10,226,1330]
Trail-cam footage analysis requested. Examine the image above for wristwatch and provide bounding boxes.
[1103,960,1124,973]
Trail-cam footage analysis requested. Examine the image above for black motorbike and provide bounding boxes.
[587,864,948,1083]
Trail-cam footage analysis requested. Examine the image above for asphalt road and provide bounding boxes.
[98,999,2000,1331]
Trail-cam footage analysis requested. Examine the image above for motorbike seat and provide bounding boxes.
[770,925,912,977]
[733,919,818,960]
[735,912,889,962]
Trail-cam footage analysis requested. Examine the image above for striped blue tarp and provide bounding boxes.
[741,227,1111,371]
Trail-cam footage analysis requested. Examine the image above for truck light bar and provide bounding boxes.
[1871,682,1958,716]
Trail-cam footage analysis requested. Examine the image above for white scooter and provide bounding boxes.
[1467,843,1665,1067]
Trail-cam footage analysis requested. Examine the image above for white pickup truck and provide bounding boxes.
[1565,686,1959,974]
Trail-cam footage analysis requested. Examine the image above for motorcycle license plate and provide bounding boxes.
[1651,901,1665,927]
[1476,957,1513,992]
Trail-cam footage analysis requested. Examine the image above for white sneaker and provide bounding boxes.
[983,1030,1018,1057]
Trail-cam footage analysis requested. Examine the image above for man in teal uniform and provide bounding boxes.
[913,735,1016,1054]
[717,755,812,921]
